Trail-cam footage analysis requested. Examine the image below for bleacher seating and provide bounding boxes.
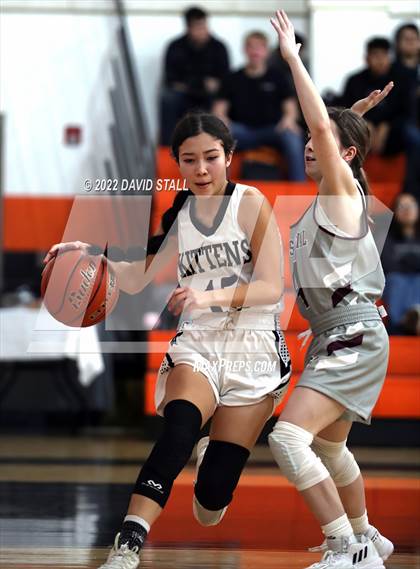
[156,146,402,207]
[3,147,403,251]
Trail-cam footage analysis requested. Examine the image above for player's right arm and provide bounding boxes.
[43,229,178,295]
[271,10,355,198]
[113,231,178,295]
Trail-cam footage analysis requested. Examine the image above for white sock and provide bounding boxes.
[124,514,150,533]
[349,510,369,535]
[321,513,354,540]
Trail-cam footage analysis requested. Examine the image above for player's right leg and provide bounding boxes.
[98,364,217,568]
[193,396,274,526]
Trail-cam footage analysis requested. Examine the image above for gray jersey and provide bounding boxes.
[289,185,385,322]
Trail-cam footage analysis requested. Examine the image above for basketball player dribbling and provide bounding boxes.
[44,112,292,569]
[268,10,394,569]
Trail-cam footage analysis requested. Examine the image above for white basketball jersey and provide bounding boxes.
[177,181,282,319]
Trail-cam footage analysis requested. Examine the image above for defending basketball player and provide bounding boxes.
[44,112,291,569]
[269,10,394,569]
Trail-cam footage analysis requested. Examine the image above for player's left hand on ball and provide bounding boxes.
[167,287,210,315]
[43,241,91,264]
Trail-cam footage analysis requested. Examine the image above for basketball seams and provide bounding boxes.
[43,251,89,315]
[103,267,119,317]
[59,254,100,318]
[41,251,104,325]
[80,257,107,326]
[40,258,54,298]
[41,248,119,327]
[81,258,119,327]
[68,255,105,326]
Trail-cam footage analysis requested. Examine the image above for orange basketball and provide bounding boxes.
[41,249,119,327]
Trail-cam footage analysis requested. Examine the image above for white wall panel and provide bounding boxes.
[1,1,418,195]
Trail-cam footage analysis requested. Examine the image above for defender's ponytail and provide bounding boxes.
[327,107,371,198]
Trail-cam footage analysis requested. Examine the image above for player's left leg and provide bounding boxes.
[269,387,385,569]
[311,420,394,561]
[193,396,274,526]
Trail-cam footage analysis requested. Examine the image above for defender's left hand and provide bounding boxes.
[351,82,394,117]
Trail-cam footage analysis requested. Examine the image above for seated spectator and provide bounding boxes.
[340,37,415,162]
[382,193,420,273]
[159,6,229,145]
[400,304,420,335]
[213,31,305,181]
[394,23,420,105]
[393,23,420,196]
[382,193,420,333]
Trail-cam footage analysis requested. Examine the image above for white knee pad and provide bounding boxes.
[312,436,360,488]
[268,421,330,491]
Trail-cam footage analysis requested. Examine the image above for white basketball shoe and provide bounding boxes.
[306,535,385,569]
[309,525,394,561]
[192,436,228,526]
[98,533,140,569]
[364,525,394,561]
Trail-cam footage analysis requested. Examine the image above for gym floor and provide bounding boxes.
[1,435,419,569]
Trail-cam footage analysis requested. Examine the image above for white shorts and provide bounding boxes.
[155,323,292,416]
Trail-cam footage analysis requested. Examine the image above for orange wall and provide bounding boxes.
[3,178,398,252]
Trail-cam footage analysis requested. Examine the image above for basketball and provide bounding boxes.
[41,249,119,327]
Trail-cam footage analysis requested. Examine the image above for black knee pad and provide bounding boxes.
[194,440,250,511]
[134,399,202,507]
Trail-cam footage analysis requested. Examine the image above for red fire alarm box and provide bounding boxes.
[64,125,82,145]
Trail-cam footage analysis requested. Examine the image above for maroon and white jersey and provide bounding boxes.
[289,183,385,320]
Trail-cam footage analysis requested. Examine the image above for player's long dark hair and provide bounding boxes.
[147,112,235,254]
[327,107,371,197]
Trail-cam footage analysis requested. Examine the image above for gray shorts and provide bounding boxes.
[298,319,389,424]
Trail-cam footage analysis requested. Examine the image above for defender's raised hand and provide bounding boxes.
[351,81,394,117]
[270,9,301,62]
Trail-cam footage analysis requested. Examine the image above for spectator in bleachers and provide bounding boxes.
[340,37,415,161]
[382,193,420,333]
[400,305,420,335]
[159,6,229,145]
[394,23,420,96]
[382,193,420,273]
[393,23,420,197]
[213,31,306,181]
